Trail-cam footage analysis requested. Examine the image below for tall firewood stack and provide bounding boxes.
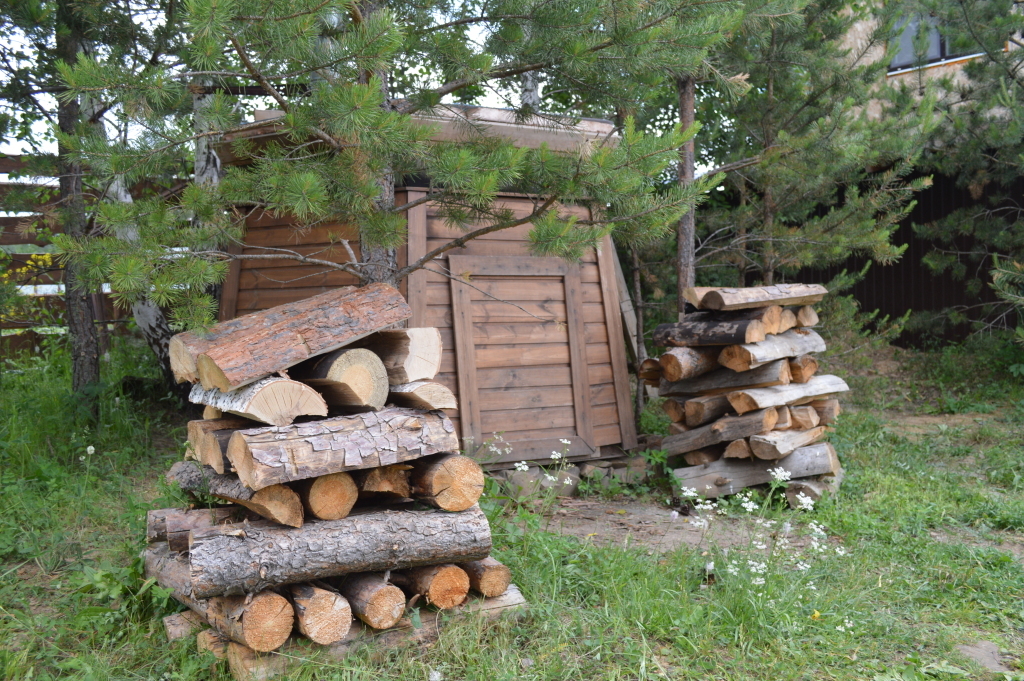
[147,284,522,679]
[649,284,848,502]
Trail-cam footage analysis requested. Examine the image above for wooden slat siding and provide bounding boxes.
[449,257,482,446]
[218,241,242,321]
[563,263,595,447]
[487,437,596,463]
[438,323,607,348]
[478,386,574,411]
[596,234,638,449]
[426,238,602,261]
[482,406,576,433]
[237,267,360,290]
[588,364,613,385]
[243,223,358,247]
[425,280,604,305]
[237,244,360,269]
[395,190,409,300]
[405,190,429,327]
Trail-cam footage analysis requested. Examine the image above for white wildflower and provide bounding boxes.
[751,577,766,586]
[741,500,758,513]
[747,560,767,574]
[808,581,817,591]
[781,521,792,535]
[795,492,815,511]
[753,541,767,550]
[835,546,848,556]
[86,446,95,455]
[679,487,698,499]
[544,474,557,482]
[794,561,811,571]
[79,456,85,462]
[429,670,444,681]
[690,517,709,530]
[705,562,715,573]
[513,461,530,472]
[769,467,791,482]
[563,477,573,485]
[559,438,571,445]
[550,451,563,460]
[669,510,679,520]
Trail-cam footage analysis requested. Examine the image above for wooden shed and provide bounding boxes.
[216,107,638,466]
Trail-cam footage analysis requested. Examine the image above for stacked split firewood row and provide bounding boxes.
[644,284,849,503]
[144,284,517,667]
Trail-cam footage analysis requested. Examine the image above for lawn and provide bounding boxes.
[2,332,1024,680]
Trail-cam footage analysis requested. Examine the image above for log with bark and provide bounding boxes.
[788,355,819,384]
[684,394,734,427]
[226,408,459,491]
[726,375,849,414]
[334,573,407,629]
[717,329,826,372]
[289,583,352,645]
[795,306,819,327]
[186,505,492,598]
[290,348,389,410]
[652,318,766,347]
[638,358,662,381]
[811,398,841,425]
[168,461,304,528]
[189,378,327,427]
[723,439,752,459]
[147,506,252,553]
[673,442,840,499]
[700,284,828,311]
[658,347,721,382]
[174,283,411,392]
[458,557,512,598]
[391,564,470,609]
[188,417,258,474]
[661,408,778,456]
[659,359,791,398]
[749,426,827,460]
[387,381,458,411]
[293,472,359,521]
[351,328,443,385]
[410,454,485,512]
[197,629,230,659]
[789,405,821,430]
[662,398,687,423]
[668,422,690,435]
[145,545,295,652]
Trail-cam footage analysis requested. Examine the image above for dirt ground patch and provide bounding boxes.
[892,413,998,438]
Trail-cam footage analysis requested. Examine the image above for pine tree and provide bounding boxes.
[53,0,738,330]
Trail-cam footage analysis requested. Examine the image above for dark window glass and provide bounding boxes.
[889,15,969,71]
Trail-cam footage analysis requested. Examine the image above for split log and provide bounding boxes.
[659,359,791,398]
[682,447,723,466]
[652,319,765,347]
[145,545,294,652]
[186,505,492,598]
[682,286,720,309]
[293,472,359,521]
[668,422,690,435]
[662,398,687,423]
[335,573,407,629]
[388,381,458,411]
[189,378,327,428]
[727,375,849,414]
[778,308,798,333]
[673,442,840,499]
[795,306,819,327]
[789,405,820,430]
[291,348,388,410]
[163,611,205,642]
[811,398,841,425]
[188,417,257,474]
[410,454,485,512]
[202,406,223,420]
[717,329,826,372]
[227,408,459,491]
[701,284,828,311]
[391,564,470,610]
[749,426,827,460]
[355,464,412,498]
[661,408,778,456]
[658,347,720,382]
[774,406,792,430]
[185,283,411,392]
[458,557,512,598]
[168,461,303,528]
[289,584,352,645]
[147,507,251,553]
[197,629,230,659]
[723,439,752,459]
[684,394,733,427]
[353,328,443,385]
[638,358,662,381]
[788,355,819,384]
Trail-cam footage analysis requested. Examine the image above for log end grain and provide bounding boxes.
[458,557,512,598]
[339,576,407,630]
[248,485,304,527]
[290,584,353,645]
[412,455,485,512]
[299,472,358,521]
[239,591,294,652]
[196,629,230,659]
[421,565,470,610]
[169,334,200,384]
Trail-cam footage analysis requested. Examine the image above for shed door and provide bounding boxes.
[448,255,596,463]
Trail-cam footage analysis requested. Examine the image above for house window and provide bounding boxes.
[889,15,968,72]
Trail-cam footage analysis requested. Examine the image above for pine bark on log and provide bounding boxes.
[391,564,470,609]
[227,408,459,491]
[778,309,798,333]
[388,381,458,410]
[774,406,792,430]
[701,284,828,311]
[289,584,352,645]
[291,348,389,410]
[188,417,257,474]
[145,545,295,652]
[727,375,849,414]
[659,359,791,398]
[457,557,512,598]
[811,398,841,424]
[788,355,819,384]
[652,319,766,347]
[717,329,826,372]
[684,394,733,427]
[795,306,819,327]
[351,328,443,385]
[668,422,689,435]
[189,378,327,427]
[409,454,485,512]
[723,439,752,459]
[186,505,492,598]
[334,573,407,629]
[163,611,205,642]
[147,507,251,553]
[662,398,687,423]
[638,358,662,381]
[197,629,230,659]
[749,426,827,460]
[179,283,411,392]
[661,408,778,455]
[687,306,784,334]
[658,347,720,382]
[293,472,359,521]
[682,447,723,466]
[789,405,821,430]
[168,461,304,528]
[673,442,840,498]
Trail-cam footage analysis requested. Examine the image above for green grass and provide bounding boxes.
[3,337,1024,680]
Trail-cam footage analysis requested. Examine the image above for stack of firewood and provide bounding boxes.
[145,284,522,679]
[644,284,848,504]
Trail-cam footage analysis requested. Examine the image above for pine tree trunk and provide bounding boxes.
[676,75,697,318]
